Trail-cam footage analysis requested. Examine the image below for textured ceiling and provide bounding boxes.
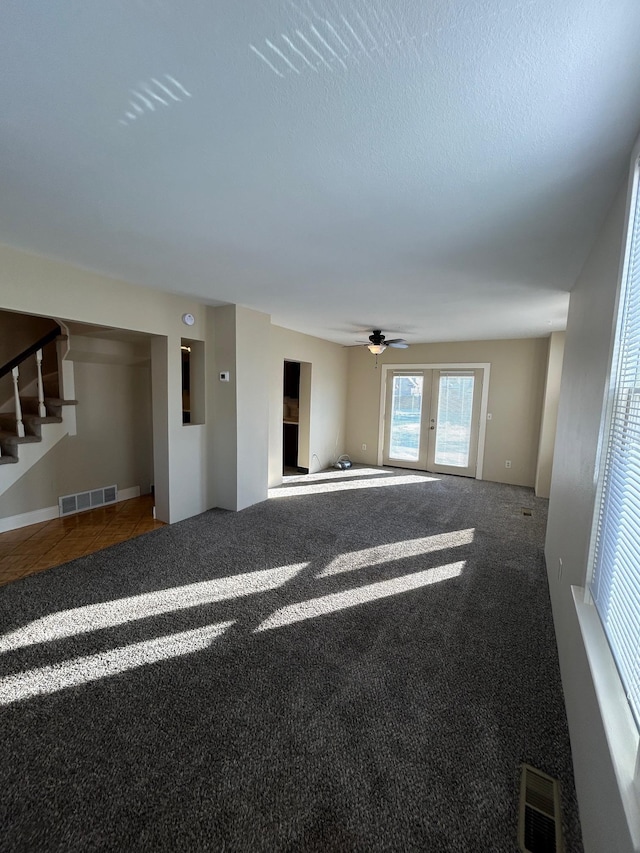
[2,0,640,345]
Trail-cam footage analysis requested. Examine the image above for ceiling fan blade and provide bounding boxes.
[387,339,408,348]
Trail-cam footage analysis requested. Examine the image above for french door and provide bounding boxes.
[382,369,483,477]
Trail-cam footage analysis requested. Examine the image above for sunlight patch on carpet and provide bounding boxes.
[0,564,307,652]
[284,467,385,482]
[270,473,439,499]
[0,621,234,705]
[318,529,475,577]
[255,562,465,631]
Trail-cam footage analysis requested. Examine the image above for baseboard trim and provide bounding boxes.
[0,505,59,533]
[0,485,142,533]
[118,486,142,502]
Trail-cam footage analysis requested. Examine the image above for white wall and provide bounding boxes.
[269,326,348,487]
[535,331,565,498]
[236,306,270,510]
[209,305,237,511]
[545,181,636,852]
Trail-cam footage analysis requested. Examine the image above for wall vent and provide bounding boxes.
[518,763,564,853]
[58,485,118,517]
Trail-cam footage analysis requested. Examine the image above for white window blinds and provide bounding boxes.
[591,157,640,729]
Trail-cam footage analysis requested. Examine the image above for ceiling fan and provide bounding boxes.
[358,330,409,355]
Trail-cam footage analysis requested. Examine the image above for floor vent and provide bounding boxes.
[518,763,563,853]
[59,485,118,517]
[521,507,533,517]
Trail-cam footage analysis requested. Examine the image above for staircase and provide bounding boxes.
[0,326,77,484]
[0,395,77,466]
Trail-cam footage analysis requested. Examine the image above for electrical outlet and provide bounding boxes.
[487,413,492,420]
[558,557,563,580]
[505,460,512,468]
[362,443,367,451]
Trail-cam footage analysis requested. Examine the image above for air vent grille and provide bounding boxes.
[77,491,91,512]
[90,489,104,507]
[518,764,563,853]
[526,772,555,815]
[60,495,77,516]
[59,485,118,517]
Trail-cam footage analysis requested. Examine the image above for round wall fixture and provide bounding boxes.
[182,313,195,326]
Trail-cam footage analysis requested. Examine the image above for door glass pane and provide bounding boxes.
[434,375,474,467]
[389,375,423,461]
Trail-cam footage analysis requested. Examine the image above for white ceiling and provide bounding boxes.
[2,1,640,345]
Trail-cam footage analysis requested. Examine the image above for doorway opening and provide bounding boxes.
[282,360,312,477]
[283,361,300,475]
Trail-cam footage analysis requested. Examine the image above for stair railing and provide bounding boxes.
[10,366,25,437]
[0,325,62,437]
[36,348,46,418]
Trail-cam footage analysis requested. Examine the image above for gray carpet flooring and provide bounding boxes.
[0,467,583,852]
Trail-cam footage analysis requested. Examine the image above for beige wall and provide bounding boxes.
[545,181,636,853]
[0,309,59,407]
[535,331,565,498]
[0,245,208,339]
[209,304,270,511]
[0,309,57,365]
[0,357,153,518]
[298,362,312,469]
[151,335,171,522]
[269,326,348,487]
[0,243,208,523]
[0,245,350,520]
[345,338,548,487]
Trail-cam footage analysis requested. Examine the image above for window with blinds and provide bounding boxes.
[591,156,640,730]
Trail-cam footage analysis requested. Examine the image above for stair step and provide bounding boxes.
[20,396,78,407]
[0,414,62,439]
[24,414,63,425]
[0,350,72,470]
[19,397,78,417]
[0,430,41,446]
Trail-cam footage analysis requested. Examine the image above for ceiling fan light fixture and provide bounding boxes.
[368,343,387,354]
